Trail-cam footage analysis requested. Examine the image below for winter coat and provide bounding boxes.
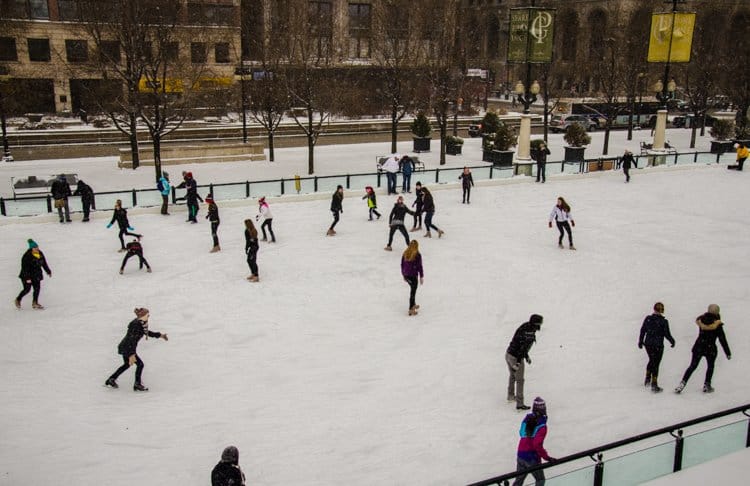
[692,312,731,357]
[422,192,435,213]
[389,203,415,226]
[401,254,424,278]
[639,314,675,348]
[549,206,573,223]
[400,156,415,176]
[380,156,400,174]
[258,202,272,221]
[211,461,245,486]
[506,321,540,360]
[50,177,72,199]
[245,229,259,255]
[178,176,202,204]
[412,188,424,211]
[109,207,130,229]
[362,192,377,209]
[458,172,474,189]
[125,240,143,255]
[531,147,550,164]
[516,413,551,463]
[737,146,749,160]
[117,318,162,356]
[73,181,94,203]
[157,177,171,196]
[206,203,220,223]
[330,191,343,213]
[18,249,51,282]
[621,153,636,169]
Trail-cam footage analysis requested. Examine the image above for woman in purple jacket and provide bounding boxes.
[401,240,424,316]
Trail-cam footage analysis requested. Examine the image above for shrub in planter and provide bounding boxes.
[411,112,432,152]
[445,135,464,145]
[480,112,502,135]
[710,119,734,140]
[445,135,464,155]
[563,123,590,162]
[494,123,518,151]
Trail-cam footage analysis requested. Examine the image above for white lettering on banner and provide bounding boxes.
[530,11,553,44]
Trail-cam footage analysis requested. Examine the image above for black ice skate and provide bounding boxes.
[133,383,149,392]
[105,378,118,388]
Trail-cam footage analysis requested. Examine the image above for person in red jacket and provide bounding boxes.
[512,397,557,486]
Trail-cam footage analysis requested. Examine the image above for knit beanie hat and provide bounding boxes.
[134,307,149,318]
[529,314,543,326]
[533,396,547,416]
[707,304,720,314]
[205,194,214,204]
[221,445,239,464]
[27,239,38,249]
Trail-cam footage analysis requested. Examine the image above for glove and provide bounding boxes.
[127,226,134,231]
[47,271,52,277]
[571,220,576,227]
[106,223,112,228]
[638,343,643,349]
[525,356,531,364]
[162,334,169,341]
[548,221,552,228]
[255,215,259,221]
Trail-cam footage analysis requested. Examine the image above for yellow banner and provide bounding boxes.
[647,12,696,63]
[138,77,184,93]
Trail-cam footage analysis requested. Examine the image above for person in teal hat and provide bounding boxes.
[15,239,52,310]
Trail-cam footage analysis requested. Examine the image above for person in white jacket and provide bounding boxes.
[256,196,276,242]
[548,197,575,250]
[379,155,401,195]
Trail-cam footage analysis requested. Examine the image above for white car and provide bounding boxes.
[549,114,598,133]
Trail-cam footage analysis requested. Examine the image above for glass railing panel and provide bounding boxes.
[470,166,491,180]
[348,174,380,191]
[212,183,247,201]
[674,153,696,165]
[490,166,515,179]
[695,153,718,164]
[544,463,597,486]
[4,198,50,217]
[95,192,133,210]
[135,190,163,207]
[682,420,747,469]
[602,440,675,485]
[317,176,347,193]
[437,167,465,184]
[248,180,282,198]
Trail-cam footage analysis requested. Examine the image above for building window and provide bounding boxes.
[384,4,408,57]
[191,42,208,63]
[28,0,49,18]
[99,40,121,63]
[66,39,89,63]
[348,3,371,59]
[0,37,18,61]
[1,0,49,19]
[309,1,332,59]
[215,43,230,63]
[163,42,179,62]
[188,3,234,25]
[27,38,51,62]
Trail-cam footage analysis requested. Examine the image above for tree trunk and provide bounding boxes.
[690,124,697,149]
[129,113,140,170]
[152,132,162,182]
[602,123,611,155]
[627,99,634,141]
[390,106,398,154]
[268,131,275,162]
[439,119,447,166]
[307,109,314,175]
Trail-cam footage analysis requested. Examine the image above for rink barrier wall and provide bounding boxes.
[467,402,750,486]
[0,150,731,218]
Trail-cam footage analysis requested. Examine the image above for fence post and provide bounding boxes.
[593,453,604,486]
[246,181,250,198]
[489,165,494,179]
[314,176,318,192]
[716,153,720,164]
[171,185,176,204]
[0,197,5,216]
[209,183,214,196]
[671,429,684,472]
[46,195,52,213]
[435,168,440,184]
[743,410,750,447]
[281,178,285,195]
[693,153,698,163]
[377,171,381,188]
[131,189,137,207]
[346,174,350,189]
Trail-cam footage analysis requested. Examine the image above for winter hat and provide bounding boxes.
[221,445,239,464]
[258,196,266,204]
[529,314,544,326]
[707,304,720,314]
[134,307,150,318]
[27,239,38,249]
[533,397,546,415]
[205,194,214,204]
[186,172,193,179]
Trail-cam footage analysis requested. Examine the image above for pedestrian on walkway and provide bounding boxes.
[205,194,221,252]
[157,172,171,215]
[675,304,732,394]
[327,185,344,236]
[244,219,260,282]
[458,167,475,203]
[638,302,675,392]
[379,155,400,195]
[51,174,72,223]
[73,179,95,221]
[401,240,423,316]
[257,197,276,242]
[505,314,543,410]
[385,195,414,251]
[107,199,142,252]
[548,197,575,250]
[14,239,52,310]
[621,150,636,182]
[400,155,415,193]
[532,143,550,183]
[512,397,557,486]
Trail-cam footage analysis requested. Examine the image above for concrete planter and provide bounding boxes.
[413,137,431,153]
[446,143,463,155]
[564,146,586,163]
[710,140,733,154]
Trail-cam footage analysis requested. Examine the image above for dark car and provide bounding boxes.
[468,123,482,137]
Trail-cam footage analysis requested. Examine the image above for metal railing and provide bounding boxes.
[0,150,732,218]
[467,403,750,486]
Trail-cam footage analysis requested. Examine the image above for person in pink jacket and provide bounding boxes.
[512,397,557,486]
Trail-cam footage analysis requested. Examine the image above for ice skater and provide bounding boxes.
[119,238,151,274]
[421,187,444,238]
[410,182,424,231]
[211,446,246,486]
[327,185,344,236]
[205,194,221,252]
[548,197,575,250]
[14,239,52,310]
[244,219,260,282]
[675,304,732,394]
[401,240,423,316]
[385,195,414,251]
[458,167,475,203]
[505,314,543,410]
[107,199,141,251]
[257,196,276,242]
[105,307,168,392]
[177,172,202,222]
[73,179,95,221]
[638,302,675,392]
[621,150,636,182]
[362,186,381,221]
[512,397,557,486]
[532,142,550,183]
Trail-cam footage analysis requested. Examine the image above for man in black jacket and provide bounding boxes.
[177,172,202,223]
[506,314,543,410]
[211,446,246,486]
[532,143,551,183]
[638,302,675,392]
[15,239,52,310]
[675,304,731,394]
[384,195,415,251]
[73,179,95,221]
[50,174,72,223]
[327,185,344,236]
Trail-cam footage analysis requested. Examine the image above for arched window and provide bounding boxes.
[560,10,578,62]
[487,14,500,59]
[588,10,607,61]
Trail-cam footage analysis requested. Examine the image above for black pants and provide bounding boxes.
[109,353,144,384]
[211,222,220,246]
[330,211,340,230]
[388,224,410,246]
[624,166,631,182]
[512,458,544,486]
[405,275,418,308]
[644,345,664,382]
[681,350,717,385]
[160,194,169,215]
[424,211,440,232]
[728,157,746,171]
[556,221,573,246]
[462,186,472,203]
[247,248,258,276]
[118,227,141,249]
[17,279,41,303]
[82,200,92,220]
[536,161,546,182]
[368,208,381,220]
[121,251,150,271]
[413,209,422,228]
[261,219,275,241]
[187,201,199,221]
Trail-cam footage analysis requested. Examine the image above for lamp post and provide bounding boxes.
[515,78,540,161]
[234,66,248,144]
[0,68,13,162]
[653,78,676,150]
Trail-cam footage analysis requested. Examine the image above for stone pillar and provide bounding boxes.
[517,113,532,161]
[653,108,667,150]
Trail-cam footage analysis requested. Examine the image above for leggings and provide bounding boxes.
[462,186,471,203]
[556,221,573,246]
[118,227,141,249]
[261,219,275,241]
[247,248,259,276]
[644,345,664,381]
[211,222,220,246]
[109,353,145,384]
[405,275,418,308]
[121,252,150,271]
[17,279,41,302]
[330,211,340,230]
[412,209,422,228]
[369,208,381,220]
[388,225,410,246]
[681,350,717,386]
[424,211,440,232]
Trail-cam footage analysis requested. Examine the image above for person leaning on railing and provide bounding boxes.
[728,143,748,171]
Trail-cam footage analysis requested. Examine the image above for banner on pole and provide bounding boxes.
[647,12,696,63]
[508,8,555,63]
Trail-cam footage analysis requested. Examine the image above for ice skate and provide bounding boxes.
[326,229,336,236]
[408,306,418,316]
[32,301,44,310]
[261,237,267,242]
[424,231,431,238]
[133,383,148,392]
[438,229,445,238]
[105,378,118,389]
[118,248,127,253]
[651,384,663,393]
[146,267,152,273]
[247,275,259,282]
[210,245,221,253]
[674,381,686,394]
[119,269,124,275]
[558,243,564,249]
[644,373,651,387]
[569,244,576,250]
[516,404,531,410]
[384,245,392,251]
[703,384,714,393]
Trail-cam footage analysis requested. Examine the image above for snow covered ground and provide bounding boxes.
[0,128,748,486]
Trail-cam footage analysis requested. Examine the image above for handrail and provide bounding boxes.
[467,403,750,486]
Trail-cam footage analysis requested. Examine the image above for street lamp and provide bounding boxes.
[654,78,677,106]
[234,66,249,144]
[0,67,13,162]
[515,79,540,162]
[652,78,676,150]
[514,79,540,114]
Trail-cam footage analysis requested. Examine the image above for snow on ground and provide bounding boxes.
[0,128,748,486]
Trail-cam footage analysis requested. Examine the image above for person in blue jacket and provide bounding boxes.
[400,155,415,193]
[512,397,556,486]
[157,172,171,215]
[638,302,675,393]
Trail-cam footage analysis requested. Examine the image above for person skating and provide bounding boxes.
[119,238,151,274]
[410,182,424,232]
[244,219,260,282]
[327,185,344,236]
[157,172,171,215]
[211,445,246,486]
[385,195,415,251]
[105,308,168,391]
[458,167,475,203]
[548,197,575,250]
[512,397,557,486]
[728,142,748,171]
[638,302,675,392]
[675,304,731,394]
[205,194,221,252]
[400,240,424,316]
[421,187,444,238]
[107,199,142,251]
[362,186,381,221]
[621,150,636,182]
[14,239,52,310]
[72,179,95,221]
[531,142,551,183]
[51,174,72,223]
[177,172,202,222]
[505,314,544,410]
[256,196,276,242]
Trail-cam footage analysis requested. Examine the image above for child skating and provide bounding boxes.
[548,197,575,250]
[107,199,142,252]
[362,186,381,221]
[257,196,276,242]
[205,194,221,252]
[244,219,260,282]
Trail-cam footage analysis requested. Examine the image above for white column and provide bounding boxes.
[516,113,532,161]
[653,109,668,150]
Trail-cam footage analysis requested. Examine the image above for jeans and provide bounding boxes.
[211,222,220,246]
[462,186,472,203]
[681,350,717,386]
[247,248,258,276]
[330,211,340,230]
[405,275,418,308]
[536,161,546,182]
[556,221,573,246]
[512,457,545,486]
[402,172,412,192]
[386,172,397,194]
[505,353,525,406]
[261,219,275,241]
[424,211,440,232]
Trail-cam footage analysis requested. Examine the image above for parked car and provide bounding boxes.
[672,114,716,128]
[549,114,598,133]
[468,123,482,137]
[587,114,606,128]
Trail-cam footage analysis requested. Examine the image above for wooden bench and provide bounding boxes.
[375,155,425,172]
